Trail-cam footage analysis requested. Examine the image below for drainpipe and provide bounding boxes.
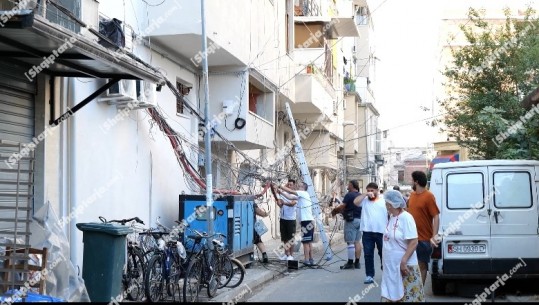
[60,78,69,239]
[67,77,79,268]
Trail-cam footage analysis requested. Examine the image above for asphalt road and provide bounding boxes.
[247,243,539,303]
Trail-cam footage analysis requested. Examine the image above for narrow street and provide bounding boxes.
[247,244,539,303]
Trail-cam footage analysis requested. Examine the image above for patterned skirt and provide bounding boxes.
[381,265,425,302]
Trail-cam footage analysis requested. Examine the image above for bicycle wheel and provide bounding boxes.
[225,258,245,288]
[183,257,203,302]
[125,250,145,301]
[215,253,233,289]
[166,258,182,302]
[145,255,165,302]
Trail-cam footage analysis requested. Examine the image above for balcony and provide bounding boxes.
[292,72,335,115]
[201,72,274,150]
[303,131,338,170]
[144,0,252,67]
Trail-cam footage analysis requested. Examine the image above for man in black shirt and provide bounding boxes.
[332,180,362,269]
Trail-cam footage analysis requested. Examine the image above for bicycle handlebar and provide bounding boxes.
[99,216,145,225]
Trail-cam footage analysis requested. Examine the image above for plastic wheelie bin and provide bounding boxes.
[76,223,132,302]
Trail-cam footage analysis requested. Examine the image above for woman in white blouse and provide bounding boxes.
[380,190,425,302]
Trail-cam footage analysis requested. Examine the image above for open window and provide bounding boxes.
[248,82,274,123]
[176,80,192,115]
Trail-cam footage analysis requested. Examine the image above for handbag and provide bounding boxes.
[254,218,268,236]
[344,209,355,222]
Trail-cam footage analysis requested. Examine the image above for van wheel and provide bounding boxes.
[431,278,446,295]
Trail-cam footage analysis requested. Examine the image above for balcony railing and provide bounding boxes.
[295,0,321,17]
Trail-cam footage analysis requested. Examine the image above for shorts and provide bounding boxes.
[300,220,314,243]
[280,219,296,243]
[253,230,262,245]
[416,240,433,266]
[344,218,362,243]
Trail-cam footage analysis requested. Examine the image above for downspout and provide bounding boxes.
[67,77,79,268]
[60,78,69,238]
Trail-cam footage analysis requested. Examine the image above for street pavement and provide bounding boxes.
[211,222,539,303]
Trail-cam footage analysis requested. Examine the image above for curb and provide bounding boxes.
[210,264,288,303]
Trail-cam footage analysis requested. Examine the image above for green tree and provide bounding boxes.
[439,7,539,159]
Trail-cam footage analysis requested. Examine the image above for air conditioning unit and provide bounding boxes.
[97,79,137,105]
[131,80,156,109]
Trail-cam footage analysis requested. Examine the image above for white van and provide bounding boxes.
[428,160,539,295]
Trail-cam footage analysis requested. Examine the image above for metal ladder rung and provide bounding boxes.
[0,231,31,235]
[0,206,31,211]
[0,219,32,222]
[0,181,33,186]
[0,193,33,198]
[0,154,34,160]
[0,168,34,174]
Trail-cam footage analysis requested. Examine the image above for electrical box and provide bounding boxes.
[223,99,235,115]
[179,195,255,265]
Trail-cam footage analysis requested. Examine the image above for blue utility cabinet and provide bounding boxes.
[179,195,255,262]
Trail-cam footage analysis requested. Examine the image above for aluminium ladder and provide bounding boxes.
[284,103,333,261]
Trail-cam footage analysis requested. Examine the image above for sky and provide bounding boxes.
[368,0,539,149]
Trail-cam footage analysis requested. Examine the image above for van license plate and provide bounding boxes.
[448,244,486,254]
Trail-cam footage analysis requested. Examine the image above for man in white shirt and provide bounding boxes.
[276,179,298,260]
[278,182,316,266]
[353,182,387,284]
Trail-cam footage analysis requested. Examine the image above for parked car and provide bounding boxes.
[428,160,539,295]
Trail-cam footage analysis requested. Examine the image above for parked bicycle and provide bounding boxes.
[98,216,147,301]
[182,228,245,302]
[144,217,187,302]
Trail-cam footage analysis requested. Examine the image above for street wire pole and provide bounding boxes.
[201,0,214,237]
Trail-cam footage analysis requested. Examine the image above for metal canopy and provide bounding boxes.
[0,11,163,83]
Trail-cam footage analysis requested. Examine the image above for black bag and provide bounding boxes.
[344,209,354,222]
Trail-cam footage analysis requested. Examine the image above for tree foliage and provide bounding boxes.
[440,7,539,159]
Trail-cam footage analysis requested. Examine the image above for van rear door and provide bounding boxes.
[488,165,538,274]
[441,167,491,274]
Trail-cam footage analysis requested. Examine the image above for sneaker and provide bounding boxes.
[340,262,355,270]
[279,255,288,261]
[262,257,269,264]
[287,255,294,260]
[309,258,315,266]
[364,276,374,284]
[354,261,361,269]
[303,260,312,266]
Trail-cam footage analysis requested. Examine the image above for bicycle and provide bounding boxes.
[182,228,245,302]
[143,217,187,302]
[98,216,147,301]
[210,235,245,289]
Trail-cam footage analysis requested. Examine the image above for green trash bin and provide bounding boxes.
[76,223,133,302]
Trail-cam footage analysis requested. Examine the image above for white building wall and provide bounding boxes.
[52,1,200,269]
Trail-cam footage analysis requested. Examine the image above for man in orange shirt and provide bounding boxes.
[407,171,441,285]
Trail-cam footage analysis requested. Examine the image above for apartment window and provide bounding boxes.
[176,81,191,115]
[396,153,401,161]
[248,82,274,123]
[356,6,368,26]
[397,170,404,184]
[447,173,484,210]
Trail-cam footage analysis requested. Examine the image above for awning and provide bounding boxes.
[328,17,360,38]
[0,10,166,126]
[429,154,459,170]
[0,10,163,83]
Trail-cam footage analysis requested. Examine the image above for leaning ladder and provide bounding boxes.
[0,140,35,295]
[284,103,333,261]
